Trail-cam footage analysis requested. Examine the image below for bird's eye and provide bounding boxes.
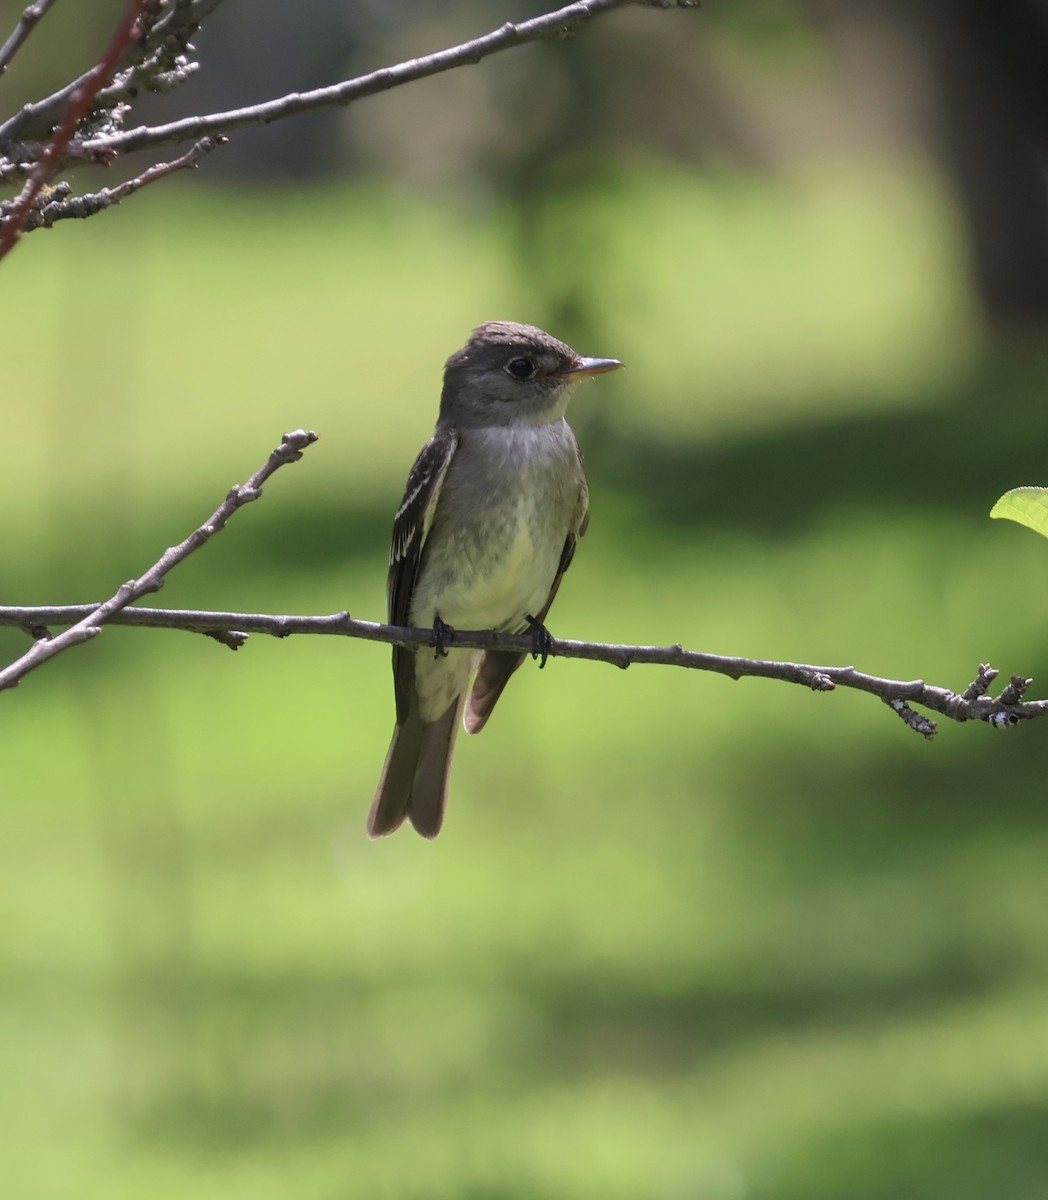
[506,356,536,380]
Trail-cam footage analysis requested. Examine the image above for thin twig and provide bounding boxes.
[10,134,226,232]
[0,0,60,77]
[0,601,1041,733]
[0,0,145,261]
[0,430,318,692]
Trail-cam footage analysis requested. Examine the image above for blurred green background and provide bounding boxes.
[5,1,1048,1197]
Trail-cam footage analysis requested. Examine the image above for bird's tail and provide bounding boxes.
[368,696,464,839]
[465,649,526,733]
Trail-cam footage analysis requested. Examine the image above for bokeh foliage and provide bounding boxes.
[4,3,1048,1198]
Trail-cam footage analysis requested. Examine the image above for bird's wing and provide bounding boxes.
[465,453,590,735]
[535,440,591,623]
[388,428,458,722]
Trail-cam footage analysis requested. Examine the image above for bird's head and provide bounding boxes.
[439,320,622,428]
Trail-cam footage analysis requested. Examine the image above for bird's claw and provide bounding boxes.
[525,613,554,669]
[431,614,455,658]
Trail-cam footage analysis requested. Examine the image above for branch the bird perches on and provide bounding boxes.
[0,430,1042,738]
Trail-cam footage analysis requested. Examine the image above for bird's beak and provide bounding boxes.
[563,356,624,378]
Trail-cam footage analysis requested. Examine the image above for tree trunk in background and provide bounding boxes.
[829,0,1048,325]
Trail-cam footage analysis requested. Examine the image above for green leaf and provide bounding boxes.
[990,487,1048,539]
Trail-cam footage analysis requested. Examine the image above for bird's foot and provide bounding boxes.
[524,613,554,669]
[431,614,455,659]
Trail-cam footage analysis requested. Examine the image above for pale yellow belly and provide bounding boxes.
[409,502,562,723]
[434,521,555,630]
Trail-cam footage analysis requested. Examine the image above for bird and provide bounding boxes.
[368,320,623,839]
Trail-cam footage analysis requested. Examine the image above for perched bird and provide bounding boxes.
[368,320,623,838]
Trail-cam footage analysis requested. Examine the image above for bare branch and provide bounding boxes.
[0,429,317,692]
[0,600,1041,734]
[0,0,146,260]
[0,0,59,77]
[26,0,697,165]
[1,0,697,231]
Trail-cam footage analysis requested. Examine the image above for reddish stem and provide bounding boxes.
[0,0,145,262]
